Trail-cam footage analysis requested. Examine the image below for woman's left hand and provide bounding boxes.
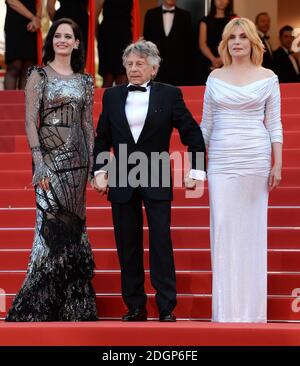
[268,164,282,192]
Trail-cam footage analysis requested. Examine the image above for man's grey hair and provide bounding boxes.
[122,39,161,67]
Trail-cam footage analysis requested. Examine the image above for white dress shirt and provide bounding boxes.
[125,81,150,143]
[162,5,175,37]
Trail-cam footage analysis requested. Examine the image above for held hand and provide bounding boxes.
[268,164,282,192]
[184,176,197,190]
[38,177,50,191]
[27,21,37,32]
[92,172,109,195]
[212,57,223,69]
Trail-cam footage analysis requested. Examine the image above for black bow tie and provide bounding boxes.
[127,85,147,92]
[163,9,175,14]
[263,35,270,40]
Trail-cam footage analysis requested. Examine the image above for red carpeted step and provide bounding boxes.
[0,114,299,137]
[1,295,300,323]
[0,186,299,207]
[0,98,299,123]
[0,249,300,272]
[0,207,299,228]
[1,316,300,346]
[0,91,25,104]
[0,137,15,153]
[11,129,300,153]
[0,227,298,250]
[0,271,299,296]
[279,83,300,98]
[0,149,299,170]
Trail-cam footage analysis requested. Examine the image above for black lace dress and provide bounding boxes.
[5,65,97,321]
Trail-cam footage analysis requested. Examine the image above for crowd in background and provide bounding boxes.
[1,0,300,89]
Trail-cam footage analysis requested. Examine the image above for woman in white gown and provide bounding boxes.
[200,18,283,322]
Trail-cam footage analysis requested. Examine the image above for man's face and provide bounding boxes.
[124,53,157,85]
[163,0,176,8]
[256,14,271,34]
[280,30,294,50]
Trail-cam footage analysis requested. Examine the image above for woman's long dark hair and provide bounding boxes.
[42,18,85,73]
[208,0,234,18]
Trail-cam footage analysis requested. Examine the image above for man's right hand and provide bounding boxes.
[91,172,109,195]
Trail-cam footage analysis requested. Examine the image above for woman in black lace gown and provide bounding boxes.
[5,18,97,322]
[4,0,42,89]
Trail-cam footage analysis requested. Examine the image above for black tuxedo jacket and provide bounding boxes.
[143,6,196,86]
[93,82,206,203]
[273,47,300,83]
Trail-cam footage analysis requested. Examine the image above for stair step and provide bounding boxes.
[0,206,299,228]
[0,227,298,250]
[0,271,299,296]
[0,249,299,272]
[0,130,298,153]
[1,295,299,322]
[0,149,299,170]
[0,186,299,207]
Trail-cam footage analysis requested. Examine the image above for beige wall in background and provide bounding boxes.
[278,0,300,34]
[234,0,279,49]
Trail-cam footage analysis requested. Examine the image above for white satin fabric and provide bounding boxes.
[200,75,283,322]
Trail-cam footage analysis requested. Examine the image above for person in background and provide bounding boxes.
[255,12,274,70]
[4,0,42,89]
[96,0,133,87]
[198,0,235,85]
[143,0,195,86]
[273,25,300,83]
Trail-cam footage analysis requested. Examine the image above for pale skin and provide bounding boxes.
[199,0,230,69]
[92,52,201,194]
[38,23,80,191]
[209,25,282,191]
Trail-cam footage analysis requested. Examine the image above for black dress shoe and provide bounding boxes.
[159,312,176,322]
[122,308,148,321]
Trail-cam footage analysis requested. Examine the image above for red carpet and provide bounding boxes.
[0,84,299,345]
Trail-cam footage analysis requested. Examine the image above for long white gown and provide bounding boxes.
[200,75,283,322]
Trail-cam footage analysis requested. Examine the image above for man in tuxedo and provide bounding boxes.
[255,12,274,70]
[92,40,206,322]
[143,0,196,86]
[273,26,300,83]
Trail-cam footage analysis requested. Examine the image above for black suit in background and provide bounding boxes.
[259,35,274,70]
[143,6,196,86]
[273,47,300,83]
[93,82,206,315]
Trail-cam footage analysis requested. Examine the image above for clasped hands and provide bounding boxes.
[27,16,41,32]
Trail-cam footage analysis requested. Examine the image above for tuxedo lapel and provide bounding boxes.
[137,83,161,145]
[158,8,166,38]
[118,85,136,144]
[168,7,179,38]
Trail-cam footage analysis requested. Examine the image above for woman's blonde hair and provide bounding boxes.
[218,17,265,66]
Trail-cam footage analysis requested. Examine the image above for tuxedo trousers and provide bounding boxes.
[111,188,177,314]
